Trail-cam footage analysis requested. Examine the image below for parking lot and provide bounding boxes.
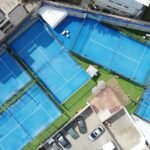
[64,107,116,150]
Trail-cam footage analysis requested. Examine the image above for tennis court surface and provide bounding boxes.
[9,19,90,104]
[0,51,31,104]
[74,18,150,85]
[0,84,61,150]
[55,16,150,85]
[135,85,150,122]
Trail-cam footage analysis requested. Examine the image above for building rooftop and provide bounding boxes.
[90,85,122,122]
[38,6,68,29]
[90,79,129,122]
[8,5,28,26]
[0,0,19,14]
[136,0,150,6]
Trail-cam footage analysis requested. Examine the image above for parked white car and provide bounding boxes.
[99,141,116,150]
[88,125,104,141]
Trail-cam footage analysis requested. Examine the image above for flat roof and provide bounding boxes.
[0,0,19,14]
[108,109,145,150]
[38,6,68,29]
[90,86,122,122]
[136,0,150,6]
[8,5,28,26]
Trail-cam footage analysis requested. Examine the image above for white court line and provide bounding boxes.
[107,33,125,68]
[0,105,41,142]
[0,54,30,84]
[0,59,25,90]
[131,46,147,80]
[54,69,83,94]
[60,79,90,105]
[17,30,46,55]
[0,72,11,84]
[137,96,150,116]
[37,47,68,82]
[0,59,12,81]
[90,39,139,63]
[81,22,98,56]
[25,89,60,122]
[40,105,56,122]
[30,41,66,73]
[81,23,138,64]
[36,61,50,73]
[136,89,150,115]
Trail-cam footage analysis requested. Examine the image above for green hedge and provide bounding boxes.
[63,80,96,115]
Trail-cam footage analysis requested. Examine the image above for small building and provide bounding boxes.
[0,0,28,42]
[89,80,147,150]
[90,82,123,122]
[94,0,145,18]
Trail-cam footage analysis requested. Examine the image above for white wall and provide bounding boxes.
[95,0,144,17]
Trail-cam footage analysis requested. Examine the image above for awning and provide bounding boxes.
[38,6,68,29]
[86,65,98,78]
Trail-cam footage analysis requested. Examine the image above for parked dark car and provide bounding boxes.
[55,133,71,149]
[76,116,87,134]
[49,140,63,150]
[38,147,46,150]
[65,124,79,139]
[38,138,62,150]
[38,142,49,150]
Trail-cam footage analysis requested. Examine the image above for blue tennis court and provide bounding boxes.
[55,16,150,85]
[0,51,31,104]
[9,19,90,104]
[135,85,150,121]
[73,17,150,85]
[0,84,61,150]
[55,16,83,50]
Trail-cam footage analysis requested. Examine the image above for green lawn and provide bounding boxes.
[119,28,148,44]
[62,80,96,116]
[97,68,144,113]
[118,27,150,46]
[73,54,144,113]
[116,78,144,113]
[103,23,150,46]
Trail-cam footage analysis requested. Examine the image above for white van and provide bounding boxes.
[99,141,116,150]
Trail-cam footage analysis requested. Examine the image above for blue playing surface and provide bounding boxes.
[9,20,90,104]
[0,84,61,150]
[135,84,150,122]
[55,16,150,85]
[0,52,31,104]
